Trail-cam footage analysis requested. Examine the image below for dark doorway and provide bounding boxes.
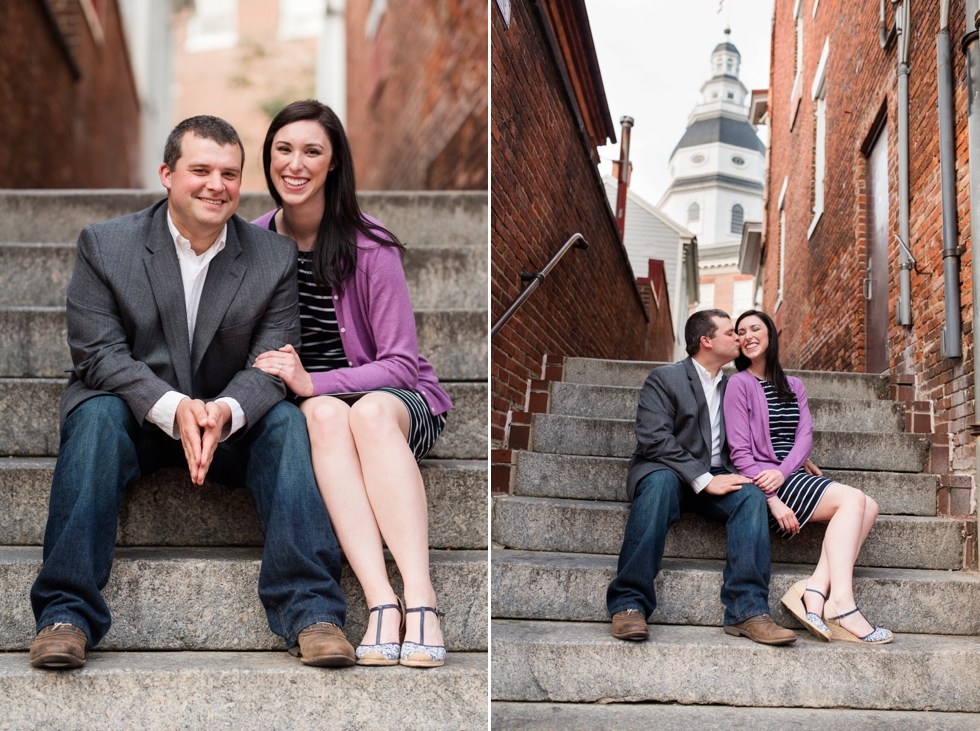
[865,124,890,373]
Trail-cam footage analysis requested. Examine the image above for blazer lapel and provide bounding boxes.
[144,207,193,396]
[191,221,246,378]
[683,358,713,455]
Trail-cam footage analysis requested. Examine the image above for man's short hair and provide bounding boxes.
[163,116,245,170]
[685,309,731,356]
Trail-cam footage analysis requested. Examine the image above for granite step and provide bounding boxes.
[547,382,905,432]
[491,495,969,570]
[0,306,488,381]
[0,458,486,549]
[490,619,980,711]
[0,379,487,459]
[0,547,486,652]
[529,414,930,472]
[0,651,488,730]
[511,452,939,516]
[0,190,488,248]
[490,549,980,635]
[0,243,487,310]
[560,357,890,400]
[491,701,980,730]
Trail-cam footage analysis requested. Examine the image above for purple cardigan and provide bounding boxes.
[723,369,812,481]
[252,210,452,416]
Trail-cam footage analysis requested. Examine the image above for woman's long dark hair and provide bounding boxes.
[262,100,404,293]
[734,310,794,402]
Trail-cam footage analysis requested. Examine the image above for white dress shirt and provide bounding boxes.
[690,357,725,494]
[144,212,245,440]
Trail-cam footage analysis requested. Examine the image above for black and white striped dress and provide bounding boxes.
[760,378,832,540]
[295,249,446,462]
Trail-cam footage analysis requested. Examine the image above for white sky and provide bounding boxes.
[584,0,774,206]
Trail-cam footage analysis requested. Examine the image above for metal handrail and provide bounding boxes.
[491,233,589,339]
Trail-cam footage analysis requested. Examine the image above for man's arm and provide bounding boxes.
[634,369,709,486]
[210,249,301,430]
[66,226,177,424]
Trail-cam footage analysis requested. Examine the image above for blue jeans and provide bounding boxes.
[606,468,771,625]
[30,395,345,649]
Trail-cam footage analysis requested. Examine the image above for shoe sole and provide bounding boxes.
[30,653,85,669]
[400,658,445,668]
[356,657,400,666]
[780,580,831,642]
[299,655,356,667]
[611,629,649,641]
[723,625,797,645]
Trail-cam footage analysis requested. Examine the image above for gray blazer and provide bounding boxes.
[626,357,736,501]
[61,199,300,431]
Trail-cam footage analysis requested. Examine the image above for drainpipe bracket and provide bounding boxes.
[942,247,966,258]
[962,30,979,53]
[970,424,980,436]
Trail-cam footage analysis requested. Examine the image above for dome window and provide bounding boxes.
[727,92,734,99]
[732,156,745,166]
[691,154,706,165]
[688,202,700,223]
[730,204,744,234]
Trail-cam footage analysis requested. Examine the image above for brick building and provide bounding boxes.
[345,0,488,191]
[759,0,979,509]
[170,0,486,192]
[491,0,667,447]
[1,0,140,188]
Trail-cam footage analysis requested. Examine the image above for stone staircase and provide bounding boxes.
[0,190,488,730]
[491,357,980,729]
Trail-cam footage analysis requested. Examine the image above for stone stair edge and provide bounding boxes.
[0,651,488,731]
[490,619,980,711]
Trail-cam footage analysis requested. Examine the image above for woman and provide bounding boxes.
[251,100,453,667]
[723,310,891,644]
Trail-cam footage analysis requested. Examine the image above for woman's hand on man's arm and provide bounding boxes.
[253,344,315,397]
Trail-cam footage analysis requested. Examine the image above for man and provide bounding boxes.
[606,309,796,645]
[29,116,354,669]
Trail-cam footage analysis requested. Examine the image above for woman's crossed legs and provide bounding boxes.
[300,392,443,650]
[802,483,879,638]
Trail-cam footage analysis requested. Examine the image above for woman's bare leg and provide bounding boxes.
[348,392,443,647]
[807,482,876,637]
[301,396,400,646]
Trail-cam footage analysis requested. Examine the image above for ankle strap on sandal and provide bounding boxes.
[405,606,445,646]
[804,587,828,601]
[826,605,861,622]
[367,603,402,646]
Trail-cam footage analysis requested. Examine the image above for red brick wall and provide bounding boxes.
[637,260,675,363]
[0,0,140,188]
[764,0,976,480]
[491,0,652,444]
[345,0,488,191]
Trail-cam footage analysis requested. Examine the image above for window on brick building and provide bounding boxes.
[696,283,715,312]
[185,0,238,53]
[809,38,830,238]
[732,279,754,320]
[730,204,744,234]
[688,202,700,223]
[279,0,327,40]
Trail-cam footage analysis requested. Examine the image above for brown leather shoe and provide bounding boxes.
[290,622,355,667]
[724,614,797,645]
[29,623,87,669]
[611,609,649,641]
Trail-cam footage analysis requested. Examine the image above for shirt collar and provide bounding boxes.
[167,210,227,257]
[692,357,723,386]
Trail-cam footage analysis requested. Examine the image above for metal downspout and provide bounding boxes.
[939,0,963,358]
[897,1,911,326]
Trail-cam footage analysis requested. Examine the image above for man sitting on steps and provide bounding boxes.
[606,309,797,645]
[29,116,353,669]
